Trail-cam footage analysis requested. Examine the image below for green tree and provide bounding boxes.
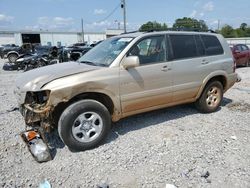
[139,21,168,32]
[220,25,236,38]
[235,28,245,37]
[245,27,250,37]
[172,17,208,31]
[240,23,247,31]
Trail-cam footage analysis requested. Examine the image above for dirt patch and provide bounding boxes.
[226,101,250,112]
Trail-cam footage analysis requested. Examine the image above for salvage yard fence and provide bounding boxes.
[227,38,250,47]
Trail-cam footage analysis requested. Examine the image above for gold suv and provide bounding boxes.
[15,31,239,151]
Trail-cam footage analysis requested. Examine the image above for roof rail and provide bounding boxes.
[120,30,139,35]
[144,28,217,33]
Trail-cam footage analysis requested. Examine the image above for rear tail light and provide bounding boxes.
[233,58,236,72]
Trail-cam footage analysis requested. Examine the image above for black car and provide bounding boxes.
[64,45,92,61]
[1,44,61,63]
[0,43,34,63]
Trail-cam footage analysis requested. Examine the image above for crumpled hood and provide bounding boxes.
[15,61,101,91]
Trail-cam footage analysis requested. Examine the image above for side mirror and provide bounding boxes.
[122,56,139,69]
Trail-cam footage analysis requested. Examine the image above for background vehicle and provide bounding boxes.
[15,31,239,153]
[15,51,59,71]
[64,45,92,61]
[0,44,19,58]
[1,44,61,63]
[0,44,21,62]
[231,44,250,67]
[90,40,103,47]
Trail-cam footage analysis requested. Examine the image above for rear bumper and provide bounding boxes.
[226,73,240,91]
[236,74,241,82]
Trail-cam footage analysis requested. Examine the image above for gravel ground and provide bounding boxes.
[0,59,249,188]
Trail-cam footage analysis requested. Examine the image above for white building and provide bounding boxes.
[0,29,124,46]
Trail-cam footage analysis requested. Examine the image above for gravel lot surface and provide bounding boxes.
[0,59,249,188]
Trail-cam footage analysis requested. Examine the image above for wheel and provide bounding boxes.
[8,53,18,63]
[58,99,111,151]
[195,81,223,113]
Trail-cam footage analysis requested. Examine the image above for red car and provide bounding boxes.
[231,44,250,67]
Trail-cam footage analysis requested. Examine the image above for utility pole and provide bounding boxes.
[81,18,84,43]
[121,0,127,33]
[217,19,220,31]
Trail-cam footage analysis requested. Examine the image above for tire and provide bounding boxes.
[8,53,18,63]
[58,99,111,151]
[195,81,223,113]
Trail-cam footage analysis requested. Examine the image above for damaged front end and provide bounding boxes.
[21,90,54,132]
[19,90,55,162]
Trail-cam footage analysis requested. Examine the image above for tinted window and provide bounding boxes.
[170,35,197,60]
[201,35,224,55]
[195,35,205,56]
[235,45,242,52]
[128,35,166,65]
[241,45,249,51]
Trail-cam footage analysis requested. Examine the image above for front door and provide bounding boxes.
[119,35,173,115]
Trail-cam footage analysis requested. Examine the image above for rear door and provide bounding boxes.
[234,45,245,65]
[241,44,250,64]
[119,35,173,114]
[169,34,204,102]
[169,34,224,102]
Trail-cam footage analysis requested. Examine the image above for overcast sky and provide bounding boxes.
[0,0,250,32]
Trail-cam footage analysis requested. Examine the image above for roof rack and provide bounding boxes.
[120,30,139,35]
[145,28,217,33]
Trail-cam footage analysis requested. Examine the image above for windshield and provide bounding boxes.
[78,37,133,67]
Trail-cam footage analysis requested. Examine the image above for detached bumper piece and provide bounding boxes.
[21,129,52,163]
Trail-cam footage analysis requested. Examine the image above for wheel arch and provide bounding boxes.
[196,72,227,100]
[52,92,116,126]
[7,51,19,57]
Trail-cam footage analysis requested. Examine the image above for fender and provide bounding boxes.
[195,70,227,100]
[7,51,19,57]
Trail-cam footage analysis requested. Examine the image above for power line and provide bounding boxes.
[81,3,120,25]
[96,3,120,23]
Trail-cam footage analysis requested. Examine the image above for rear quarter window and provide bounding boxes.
[201,35,224,56]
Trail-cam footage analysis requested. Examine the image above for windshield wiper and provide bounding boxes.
[79,61,97,66]
[98,63,108,67]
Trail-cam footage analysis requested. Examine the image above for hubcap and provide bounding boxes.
[10,55,17,62]
[206,86,221,108]
[72,112,103,143]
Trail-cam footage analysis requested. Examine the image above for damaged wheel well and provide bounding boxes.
[52,92,114,126]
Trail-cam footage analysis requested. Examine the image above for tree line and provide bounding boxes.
[139,17,250,38]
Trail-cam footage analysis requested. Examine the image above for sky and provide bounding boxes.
[0,0,250,32]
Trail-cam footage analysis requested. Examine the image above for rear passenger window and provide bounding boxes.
[195,35,206,56]
[201,35,224,55]
[169,35,197,60]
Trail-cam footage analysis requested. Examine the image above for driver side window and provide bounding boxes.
[128,35,166,65]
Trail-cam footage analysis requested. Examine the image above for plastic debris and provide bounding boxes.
[21,129,52,162]
[165,184,177,188]
[231,135,237,140]
[39,180,51,188]
[201,171,210,179]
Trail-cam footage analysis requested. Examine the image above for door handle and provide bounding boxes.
[161,65,171,71]
[201,59,210,65]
